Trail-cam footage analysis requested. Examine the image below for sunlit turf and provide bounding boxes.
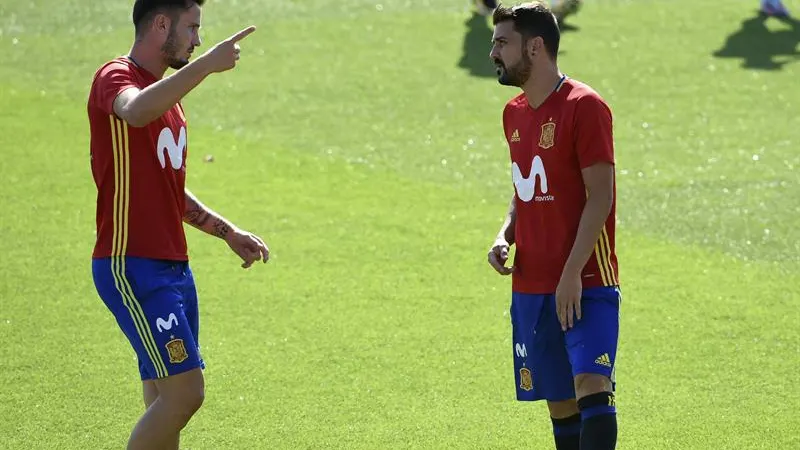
[1,1,798,448]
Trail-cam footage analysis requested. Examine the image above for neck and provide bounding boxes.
[521,63,563,109]
[128,40,168,79]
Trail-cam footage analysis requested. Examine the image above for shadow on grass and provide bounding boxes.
[713,11,800,70]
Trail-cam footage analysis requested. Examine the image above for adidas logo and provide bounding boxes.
[510,129,520,142]
[595,353,612,368]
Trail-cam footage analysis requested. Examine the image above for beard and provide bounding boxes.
[495,53,533,87]
[161,27,191,70]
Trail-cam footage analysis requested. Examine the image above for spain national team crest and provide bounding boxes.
[165,338,188,364]
[519,367,533,391]
[539,120,556,149]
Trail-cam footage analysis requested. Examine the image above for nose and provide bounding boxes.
[489,46,499,61]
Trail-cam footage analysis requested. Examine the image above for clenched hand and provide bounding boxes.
[487,238,514,275]
[225,227,269,269]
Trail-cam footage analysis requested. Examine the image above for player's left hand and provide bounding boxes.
[224,228,269,268]
[555,272,582,331]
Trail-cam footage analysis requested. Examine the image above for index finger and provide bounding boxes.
[229,25,256,43]
[557,296,567,331]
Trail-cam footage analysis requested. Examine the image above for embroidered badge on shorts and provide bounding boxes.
[519,367,533,391]
[165,337,189,364]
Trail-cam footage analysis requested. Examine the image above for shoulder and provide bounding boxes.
[562,79,611,113]
[92,57,135,85]
[504,92,528,111]
[503,92,528,122]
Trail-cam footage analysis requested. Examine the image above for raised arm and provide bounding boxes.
[114,26,256,127]
[113,62,211,127]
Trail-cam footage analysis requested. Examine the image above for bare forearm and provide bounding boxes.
[124,58,211,127]
[562,193,613,276]
[496,195,516,245]
[183,189,234,240]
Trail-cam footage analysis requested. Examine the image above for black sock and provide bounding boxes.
[578,392,618,450]
[551,413,581,450]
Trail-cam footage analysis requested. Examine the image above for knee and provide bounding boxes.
[574,373,612,399]
[164,387,204,421]
[575,374,616,417]
[181,387,205,416]
[159,383,205,419]
[189,386,205,409]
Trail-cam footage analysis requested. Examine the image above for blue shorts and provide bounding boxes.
[92,256,205,380]
[510,286,621,402]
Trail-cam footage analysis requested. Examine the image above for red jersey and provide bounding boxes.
[503,77,619,294]
[87,57,189,261]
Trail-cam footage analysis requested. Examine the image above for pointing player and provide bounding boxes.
[87,1,268,448]
[486,3,621,450]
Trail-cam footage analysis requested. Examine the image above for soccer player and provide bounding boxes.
[87,1,268,449]
[486,3,620,450]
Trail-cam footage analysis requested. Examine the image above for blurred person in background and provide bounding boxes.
[761,0,791,17]
[476,0,583,25]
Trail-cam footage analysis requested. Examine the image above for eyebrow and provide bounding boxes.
[492,36,508,43]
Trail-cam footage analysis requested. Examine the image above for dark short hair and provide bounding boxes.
[492,2,560,59]
[132,0,205,35]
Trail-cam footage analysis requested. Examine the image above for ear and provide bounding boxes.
[153,13,171,35]
[528,36,544,58]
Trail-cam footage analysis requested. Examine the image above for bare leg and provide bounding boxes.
[143,380,159,408]
[140,380,181,450]
[127,369,204,450]
[547,398,580,419]
[574,373,613,400]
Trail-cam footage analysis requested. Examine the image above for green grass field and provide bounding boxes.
[1,0,799,448]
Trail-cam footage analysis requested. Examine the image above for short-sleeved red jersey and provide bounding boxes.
[503,77,619,294]
[87,57,189,261]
